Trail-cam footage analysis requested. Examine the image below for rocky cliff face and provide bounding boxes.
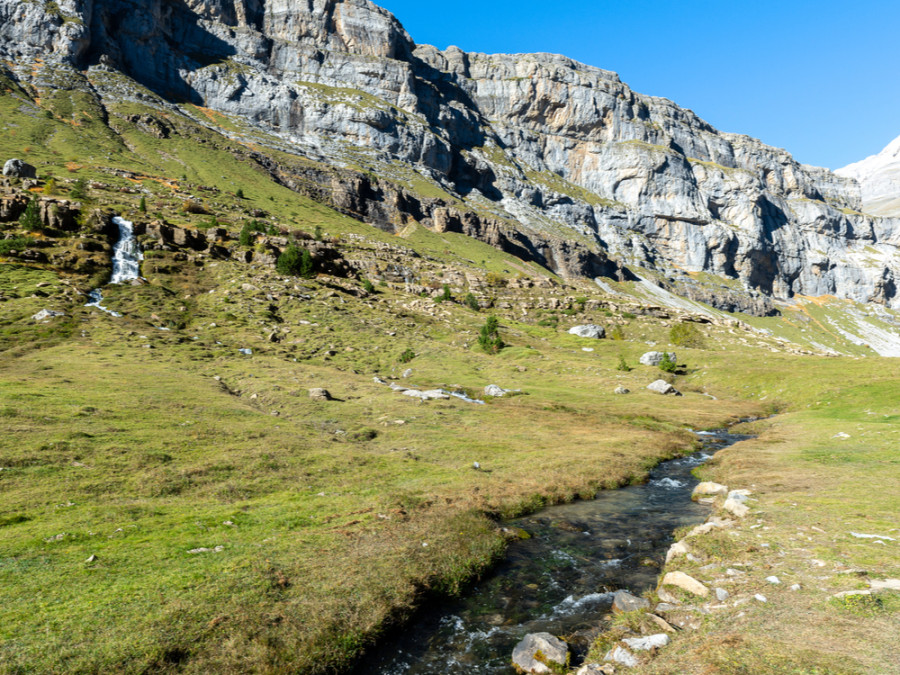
[2,0,899,312]
[837,136,900,217]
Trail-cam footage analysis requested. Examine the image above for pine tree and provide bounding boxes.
[477,316,505,354]
[18,198,42,232]
[138,196,147,213]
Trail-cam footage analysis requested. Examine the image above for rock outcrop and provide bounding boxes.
[2,0,899,312]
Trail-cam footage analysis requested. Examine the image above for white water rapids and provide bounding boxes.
[85,216,143,316]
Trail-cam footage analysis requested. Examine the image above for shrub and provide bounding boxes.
[18,198,42,232]
[138,196,146,213]
[477,316,505,354]
[69,178,88,200]
[0,237,32,255]
[235,188,244,199]
[464,293,480,311]
[398,348,415,364]
[622,312,636,320]
[485,271,506,287]
[314,225,323,241]
[299,248,314,278]
[616,355,631,372]
[362,279,375,293]
[670,322,706,348]
[276,243,303,275]
[435,283,452,303]
[43,178,57,195]
[658,353,678,373]
[239,220,265,247]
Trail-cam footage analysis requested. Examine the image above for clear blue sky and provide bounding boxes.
[377,0,899,169]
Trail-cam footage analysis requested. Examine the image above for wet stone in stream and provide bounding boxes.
[355,430,750,675]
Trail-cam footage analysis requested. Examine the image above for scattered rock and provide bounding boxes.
[647,379,681,396]
[85,554,97,563]
[870,579,900,592]
[511,632,569,674]
[723,497,750,518]
[754,594,767,603]
[623,634,669,651]
[309,388,332,401]
[402,389,450,400]
[715,587,729,601]
[402,368,413,378]
[692,482,728,499]
[238,348,252,355]
[640,351,676,366]
[3,158,37,179]
[604,645,638,668]
[576,664,615,675]
[647,613,676,633]
[614,386,630,395]
[661,571,709,598]
[656,587,680,604]
[484,384,507,397]
[665,541,689,564]
[568,324,605,339]
[612,590,650,613]
[766,576,781,585]
[188,546,224,554]
[32,309,66,322]
[790,584,802,591]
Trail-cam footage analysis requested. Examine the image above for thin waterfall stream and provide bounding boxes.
[85,215,143,316]
[357,428,751,675]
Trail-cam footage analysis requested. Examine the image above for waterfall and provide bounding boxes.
[85,216,143,316]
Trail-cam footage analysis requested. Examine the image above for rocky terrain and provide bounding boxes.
[1,0,899,315]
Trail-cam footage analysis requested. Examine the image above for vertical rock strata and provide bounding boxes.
[1,0,897,311]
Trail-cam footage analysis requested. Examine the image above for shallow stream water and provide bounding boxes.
[357,429,750,675]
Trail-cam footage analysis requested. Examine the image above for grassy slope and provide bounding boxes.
[0,73,897,674]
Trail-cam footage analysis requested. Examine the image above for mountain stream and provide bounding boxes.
[85,216,142,316]
[358,429,751,675]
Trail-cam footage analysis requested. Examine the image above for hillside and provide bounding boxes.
[0,2,898,674]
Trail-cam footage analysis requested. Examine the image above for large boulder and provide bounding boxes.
[511,632,569,674]
[692,482,728,499]
[639,351,676,366]
[3,159,37,179]
[568,324,605,339]
[612,590,650,613]
[661,571,709,598]
[647,380,681,396]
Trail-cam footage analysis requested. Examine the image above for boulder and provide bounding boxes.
[308,388,332,401]
[692,482,728,499]
[622,634,669,651]
[576,664,615,675]
[647,379,681,396]
[3,159,36,179]
[402,389,450,400]
[665,541,689,564]
[568,324,605,339]
[511,632,568,674]
[723,497,750,518]
[32,309,66,322]
[661,571,709,598]
[603,645,638,667]
[612,590,650,613]
[484,384,506,397]
[870,579,900,592]
[614,386,630,395]
[639,351,676,366]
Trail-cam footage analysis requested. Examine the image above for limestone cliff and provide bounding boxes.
[1,0,898,313]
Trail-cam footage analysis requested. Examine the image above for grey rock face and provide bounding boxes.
[2,0,899,311]
[511,632,568,674]
[567,324,605,339]
[3,159,36,179]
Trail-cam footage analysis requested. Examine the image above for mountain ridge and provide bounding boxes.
[837,134,900,217]
[1,0,899,313]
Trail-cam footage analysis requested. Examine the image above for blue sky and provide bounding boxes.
[377,0,899,169]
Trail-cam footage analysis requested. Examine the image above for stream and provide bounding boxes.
[85,215,142,316]
[357,428,750,675]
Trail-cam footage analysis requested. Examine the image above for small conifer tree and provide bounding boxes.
[477,316,505,354]
[18,198,42,232]
[138,196,147,213]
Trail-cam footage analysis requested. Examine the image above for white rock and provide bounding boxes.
[511,633,569,674]
[661,571,709,597]
[623,634,669,651]
[647,379,681,396]
[766,576,781,585]
[790,584,802,591]
[665,541,689,564]
[604,645,638,667]
[754,594,767,603]
[568,324,605,339]
[870,578,900,591]
[484,384,506,397]
[640,351,676,366]
[692,482,728,499]
[723,497,750,518]
[32,309,66,322]
[715,587,729,601]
